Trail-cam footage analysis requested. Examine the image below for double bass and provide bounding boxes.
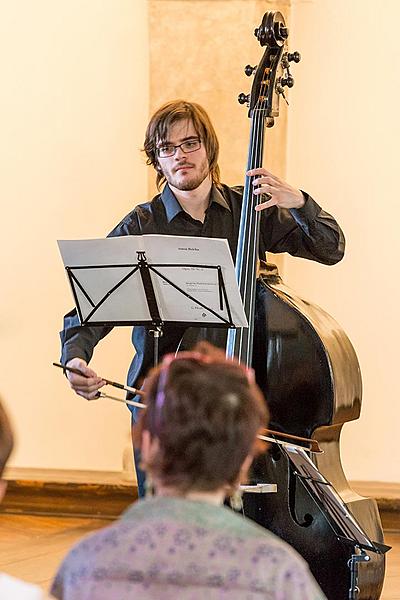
[224,11,388,600]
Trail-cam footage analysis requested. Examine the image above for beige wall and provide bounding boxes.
[286,0,399,482]
[148,0,289,201]
[0,1,149,470]
[1,0,398,483]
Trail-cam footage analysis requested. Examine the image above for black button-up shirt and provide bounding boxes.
[60,183,345,417]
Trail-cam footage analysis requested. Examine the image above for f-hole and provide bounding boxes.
[288,467,314,527]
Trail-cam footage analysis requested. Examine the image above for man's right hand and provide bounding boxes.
[65,358,106,400]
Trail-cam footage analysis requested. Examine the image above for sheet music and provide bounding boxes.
[58,235,248,327]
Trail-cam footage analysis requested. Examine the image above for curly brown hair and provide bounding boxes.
[137,343,268,493]
[143,100,221,190]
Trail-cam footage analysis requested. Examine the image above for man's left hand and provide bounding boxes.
[246,168,305,211]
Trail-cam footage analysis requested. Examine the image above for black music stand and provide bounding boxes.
[64,249,240,367]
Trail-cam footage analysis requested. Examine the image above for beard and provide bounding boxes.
[165,157,210,191]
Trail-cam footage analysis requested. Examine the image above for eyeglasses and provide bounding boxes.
[156,138,202,158]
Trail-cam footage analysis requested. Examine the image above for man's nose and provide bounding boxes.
[174,145,186,160]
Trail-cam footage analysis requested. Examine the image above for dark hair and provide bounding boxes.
[137,343,268,493]
[0,397,14,477]
[143,100,221,190]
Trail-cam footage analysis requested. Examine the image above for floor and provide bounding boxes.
[0,513,108,591]
[382,531,400,599]
[0,513,398,598]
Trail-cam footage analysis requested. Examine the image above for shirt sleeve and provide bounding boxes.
[59,310,113,365]
[59,209,141,366]
[259,192,345,265]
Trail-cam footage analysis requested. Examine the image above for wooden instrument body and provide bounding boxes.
[245,268,385,599]
[179,10,386,597]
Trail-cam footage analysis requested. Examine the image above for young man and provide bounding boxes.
[60,100,345,494]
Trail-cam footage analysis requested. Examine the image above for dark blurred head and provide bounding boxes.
[0,397,14,479]
[137,342,268,494]
[143,100,221,190]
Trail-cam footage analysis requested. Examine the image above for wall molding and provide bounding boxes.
[2,469,398,529]
[2,468,137,519]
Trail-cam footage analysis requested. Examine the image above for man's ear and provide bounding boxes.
[0,480,7,503]
[141,429,152,463]
[141,430,159,464]
[240,454,254,480]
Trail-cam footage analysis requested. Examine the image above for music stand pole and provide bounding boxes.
[136,251,164,368]
[149,325,163,367]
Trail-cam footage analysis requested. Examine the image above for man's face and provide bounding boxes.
[156,119,210,191]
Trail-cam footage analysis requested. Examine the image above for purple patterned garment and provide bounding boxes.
[51,497,326,600]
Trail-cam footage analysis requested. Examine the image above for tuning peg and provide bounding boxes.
[278,24,288,40]
[238,93,250,105]
[276,88,289,106]
[244,64,257,76]
[281,75,294,88]
[287,51,301,63]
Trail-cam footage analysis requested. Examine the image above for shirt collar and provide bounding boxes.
[161,184,231,223]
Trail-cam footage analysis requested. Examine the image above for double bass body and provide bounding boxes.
[244,267,386,599]
[180,11,387,598]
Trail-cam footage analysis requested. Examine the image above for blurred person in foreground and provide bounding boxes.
[0,398,54,599]
[51,343,326,600]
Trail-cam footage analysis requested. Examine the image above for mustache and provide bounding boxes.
[174,161,194,172]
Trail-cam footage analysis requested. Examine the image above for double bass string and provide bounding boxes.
[237,112,253,363]
[238,106,266,366]
[248,107,264,362]
[243,76,271,365]
[238,115,255,364]
[228,94,267,364]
